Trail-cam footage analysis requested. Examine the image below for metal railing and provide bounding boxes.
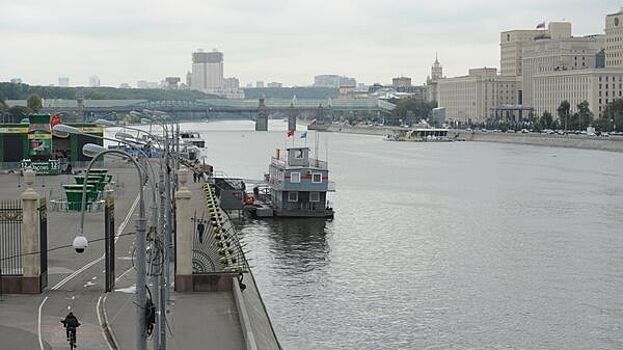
[0,200,23,276]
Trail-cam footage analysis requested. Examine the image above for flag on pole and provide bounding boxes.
[536,21,545,29]
[287,130,295,137]
[300,131,307,139]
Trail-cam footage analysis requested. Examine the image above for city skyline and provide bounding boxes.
[1,1,620,87]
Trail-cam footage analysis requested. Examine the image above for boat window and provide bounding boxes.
[309,192,320,202]
[288,191,298,202]
[312,173,322,183]
[290,172,301,183]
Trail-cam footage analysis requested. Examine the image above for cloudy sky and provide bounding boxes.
[0,1,620,87]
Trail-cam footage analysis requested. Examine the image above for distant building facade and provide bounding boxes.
[256,81,265,88]
[392,76,412,88]
[164,77,181,89]
[522,33,604,107]
[313,75,356,88]
[426,55,444,102]
[533,68,623,116]
[605,9,623,68]
[58,77,69,87]
[191,49,224,92]
[267,82,283,88]
[89,75,101,87]
[437,68,519,122]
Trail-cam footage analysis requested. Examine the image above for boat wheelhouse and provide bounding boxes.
[267,147,335,217]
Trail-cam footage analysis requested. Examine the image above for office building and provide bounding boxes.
[58,77,69,87]
[392,76,412,88]
[533,68,623,116]
[313,75,356,88]
[605,8,623,67]
[191,49,224,92]
[164,77,181,89]
[267,82,283,88]
[256,81,265,88]
[522,33,604,107]
[437,68,519,122]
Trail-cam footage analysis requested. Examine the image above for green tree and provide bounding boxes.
[575,100,593,130]
[7,105,32,123]
[540,111,553,129]
[557,100,570,130]
[26,94,43,112]
[602,98,623,131]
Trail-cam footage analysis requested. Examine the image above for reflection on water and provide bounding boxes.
[240,218,330,274]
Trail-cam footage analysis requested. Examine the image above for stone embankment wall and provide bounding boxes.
[326,125,623,153]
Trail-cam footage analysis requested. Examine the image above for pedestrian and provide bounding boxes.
[197,220,205,243]
[193,172,197,183]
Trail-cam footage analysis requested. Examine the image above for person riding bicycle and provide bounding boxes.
[61,312,80,342]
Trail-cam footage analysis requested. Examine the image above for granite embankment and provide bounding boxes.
[325,125,623,153]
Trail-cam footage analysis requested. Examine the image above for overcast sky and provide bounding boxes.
[1,1,620,88]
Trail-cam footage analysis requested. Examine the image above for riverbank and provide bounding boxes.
[326,124,623,153]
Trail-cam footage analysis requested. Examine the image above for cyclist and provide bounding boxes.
[61,312,80,343]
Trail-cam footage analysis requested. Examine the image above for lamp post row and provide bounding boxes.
[53,111,179,350]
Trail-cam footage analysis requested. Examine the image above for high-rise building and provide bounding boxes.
[522,33,604,107]
[500,22,572,78]
[191,49,224,92]
[89,75,101,87]
[605,9,623,68]
[58,77,70,87]
[431,54,443,81]
[10,78,22,84]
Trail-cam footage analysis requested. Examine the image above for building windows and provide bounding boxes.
[288,192,298,202]
[309,192,320,202]
[294,149,304,159]
[312,173,322,183]
[290,172,301,183]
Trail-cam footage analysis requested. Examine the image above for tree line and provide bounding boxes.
[534,99,623,132]
[0,82,217,101]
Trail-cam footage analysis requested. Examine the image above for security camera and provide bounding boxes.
[72,235,88,253]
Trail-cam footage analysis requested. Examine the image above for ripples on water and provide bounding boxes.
[116,121,623,349]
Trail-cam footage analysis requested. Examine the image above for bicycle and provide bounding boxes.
[61,320,80,349]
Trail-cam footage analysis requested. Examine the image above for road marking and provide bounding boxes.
[38,192,141,350]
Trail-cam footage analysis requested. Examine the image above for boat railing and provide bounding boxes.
[270,157,328,169]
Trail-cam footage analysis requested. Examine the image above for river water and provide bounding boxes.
[131,120,623,349]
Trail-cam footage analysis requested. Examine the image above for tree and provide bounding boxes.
[394,98,437,125]
[540,111,553,130]
[26,94,43,112]
[602,98,623,132]
[575,101,593,130]
[557,100,570,130]
[7,106,32,123]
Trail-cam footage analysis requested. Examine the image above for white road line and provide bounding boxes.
[38,192,141,350]
[96,295,114,350]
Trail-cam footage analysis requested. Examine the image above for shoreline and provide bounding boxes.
[325,125,623,153]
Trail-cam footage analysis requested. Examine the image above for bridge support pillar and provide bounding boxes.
[255,98,269,131]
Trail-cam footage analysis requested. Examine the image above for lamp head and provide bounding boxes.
[72,235,88,253]
[82,143,107,158]
[52,124,80,138]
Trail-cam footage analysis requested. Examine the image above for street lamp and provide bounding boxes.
[77,145,148,350]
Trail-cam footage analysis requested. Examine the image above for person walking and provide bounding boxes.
[193,172,197,183]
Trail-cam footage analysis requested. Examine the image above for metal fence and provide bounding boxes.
[0,200,23,276]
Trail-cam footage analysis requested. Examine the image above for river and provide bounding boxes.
[131,120,623,349]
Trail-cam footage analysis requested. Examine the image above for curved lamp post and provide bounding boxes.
[76,146,147,350]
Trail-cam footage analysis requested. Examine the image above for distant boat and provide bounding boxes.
[180,131,205,148]
[384,128,452,142]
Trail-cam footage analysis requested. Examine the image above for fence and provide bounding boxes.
[0,200,23,276]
